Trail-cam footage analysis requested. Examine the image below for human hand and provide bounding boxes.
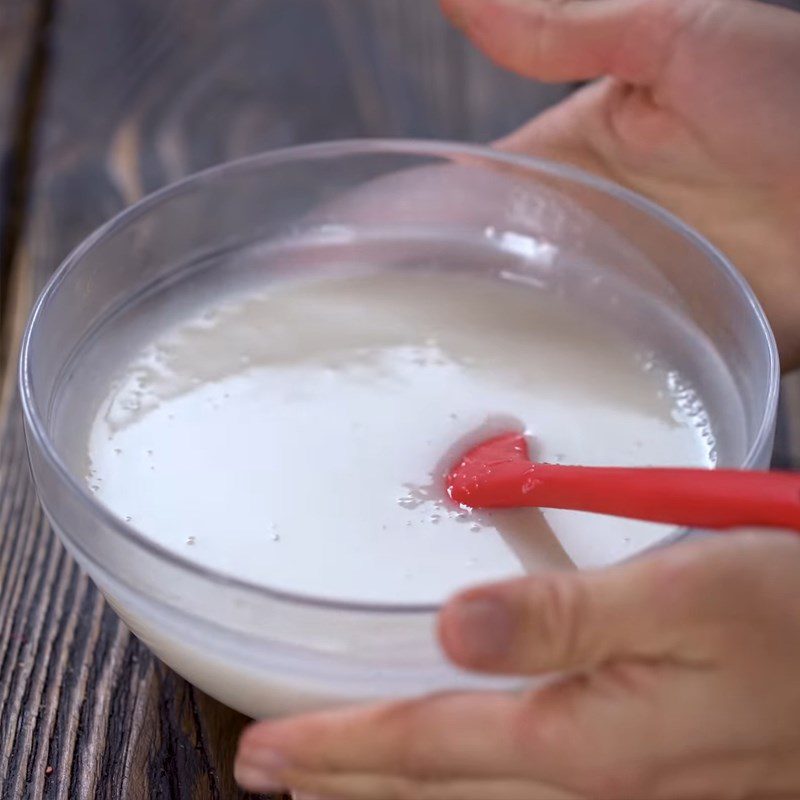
[235,533,800,799]
[441,0,800,371]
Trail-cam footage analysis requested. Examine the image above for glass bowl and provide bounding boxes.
[20,140,779,717]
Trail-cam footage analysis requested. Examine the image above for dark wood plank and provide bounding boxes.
[0,0,39,231]
[0,1,573,798]
[0,0,43,371]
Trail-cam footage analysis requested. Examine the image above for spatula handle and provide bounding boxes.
[464,462,800,530]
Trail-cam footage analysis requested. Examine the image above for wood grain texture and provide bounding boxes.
[0,0,38,228]
[0,0,44,374]
[0,1,573,797]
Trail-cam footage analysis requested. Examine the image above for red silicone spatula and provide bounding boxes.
[446,432,800,530]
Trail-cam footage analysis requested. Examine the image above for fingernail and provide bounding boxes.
[234,748,287,792]
[448,596,513,663]
[293,793,328,800]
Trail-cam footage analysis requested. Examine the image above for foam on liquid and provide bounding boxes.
[86,270,714,606]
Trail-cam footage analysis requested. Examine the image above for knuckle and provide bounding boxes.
[612,0,718,82]
[371,699,436,779]
[528,574,590,665]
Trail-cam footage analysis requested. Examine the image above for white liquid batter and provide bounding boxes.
[87,270,714,606]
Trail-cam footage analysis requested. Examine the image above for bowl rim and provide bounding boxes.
[19,137,781,615]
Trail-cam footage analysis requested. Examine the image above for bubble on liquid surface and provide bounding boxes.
[397,482,435,510]
[636,349,657,373]
[665,370,716,459]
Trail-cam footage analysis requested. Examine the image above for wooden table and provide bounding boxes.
[0,2,798,798]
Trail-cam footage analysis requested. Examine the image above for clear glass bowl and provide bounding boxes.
[20,140,779,717]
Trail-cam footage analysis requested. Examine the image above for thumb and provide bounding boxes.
[438,543,710,675]
[440,0,706,84]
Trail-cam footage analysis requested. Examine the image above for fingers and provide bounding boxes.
[233,671,682,799]
[232,549,687,798]
[234,552,689,797]
[234,535,800,798]
[440,0,709,84]
[237,694,524,786]
[438,558,670,675]
[437,534,780,676]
